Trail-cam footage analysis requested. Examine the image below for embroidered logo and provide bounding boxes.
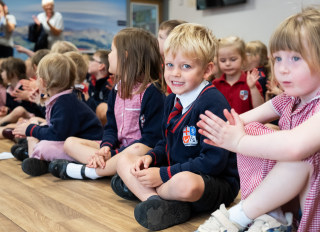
[182,126,198,146]
[239,90,249,101]
[140,114,145,128]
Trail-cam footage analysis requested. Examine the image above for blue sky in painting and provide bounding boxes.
[6,0,126,33]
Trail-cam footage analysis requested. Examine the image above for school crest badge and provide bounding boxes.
[239,90,249,101]
[182,126,198,146]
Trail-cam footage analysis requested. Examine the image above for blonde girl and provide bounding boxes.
[197,7,320,232]
[246,40,270,97]
[49,28,165,181]
[213,36,264,114]
[13,53,103,176]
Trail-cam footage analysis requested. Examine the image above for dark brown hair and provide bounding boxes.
[1,57,26,81]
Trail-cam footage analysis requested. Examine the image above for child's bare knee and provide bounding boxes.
[172,172,203,200]
[64,137,76,150]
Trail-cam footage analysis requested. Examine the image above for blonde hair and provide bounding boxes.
[37,53,76,95]
[246,40,269,67]
[31,49,50,67]
[218,36,247,66]
[269,7,320,74]
[51,41,78,54]
[64,51,88,84]
[113,27,163,99]
[164,23,217,67]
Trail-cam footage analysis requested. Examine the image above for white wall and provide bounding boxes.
[167,0,319,48]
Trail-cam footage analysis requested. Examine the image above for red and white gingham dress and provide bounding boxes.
[237,92,320,231]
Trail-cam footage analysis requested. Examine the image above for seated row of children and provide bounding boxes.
[0,41,113,143]
[3,6,319,232]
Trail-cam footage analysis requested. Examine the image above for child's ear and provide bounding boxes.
[203,61,214,80]
[98,63,106,72]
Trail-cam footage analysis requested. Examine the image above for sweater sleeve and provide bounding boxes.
[26,98,75,141]
[100,88,119,149]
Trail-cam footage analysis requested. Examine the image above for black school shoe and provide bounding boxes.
[48,159,73,180]
[134,197,191,231]
[11,142,29,161]
[22,158,49,176]
[111,174,138,201]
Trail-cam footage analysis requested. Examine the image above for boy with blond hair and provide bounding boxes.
[112,23,240,231]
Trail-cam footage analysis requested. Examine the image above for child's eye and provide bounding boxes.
[166,63,173,68]
[230,57,238,62]
[274,56,282,62]
[292,56,300,62]
[182,64,191,69]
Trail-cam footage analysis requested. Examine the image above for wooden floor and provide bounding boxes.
[0,139,224,232]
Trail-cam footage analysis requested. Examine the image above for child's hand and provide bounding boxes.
[87,147,111,168]
[247,68,259,89]
[87,154,106,169]
[12,89,30,101]
[131,155,152,176]
[12,121,30,138]
[134,167,163,188]
[20,79,38,91]
[197,109,246,153]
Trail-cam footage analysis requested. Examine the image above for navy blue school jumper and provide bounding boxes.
[147,82,240,211]
[100,83,165,156]
[26,91,103,141]
[86,76,111,112]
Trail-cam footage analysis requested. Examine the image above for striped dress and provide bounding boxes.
[238,92,320,231]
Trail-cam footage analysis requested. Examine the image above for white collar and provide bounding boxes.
[176,80,209,113]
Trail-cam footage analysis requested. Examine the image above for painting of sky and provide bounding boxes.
[6,0,127,58]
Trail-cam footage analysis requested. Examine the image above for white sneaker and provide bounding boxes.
[196,204,243,232]
[247,212,293,232]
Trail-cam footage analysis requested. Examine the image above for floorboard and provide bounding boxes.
[0,139,239,231]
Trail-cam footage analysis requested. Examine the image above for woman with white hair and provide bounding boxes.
[33,0,64,48]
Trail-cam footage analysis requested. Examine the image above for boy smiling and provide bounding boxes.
[112,23,240,231]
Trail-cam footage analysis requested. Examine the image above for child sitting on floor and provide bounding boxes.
[112,23,240,231]
[48,27,165,182]
[13,53,103,176]
[196,7,320,232]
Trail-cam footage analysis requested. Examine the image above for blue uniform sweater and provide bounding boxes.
[147,83,240,193]
[86,76,111,112]
[26,92,103,141]
[100,83,166,156]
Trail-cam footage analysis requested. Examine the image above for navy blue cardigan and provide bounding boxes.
[100,83,165,156]
[26,92,103,141]
[147,83,240,193]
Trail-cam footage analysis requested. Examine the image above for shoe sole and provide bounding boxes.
[134,199,191,231]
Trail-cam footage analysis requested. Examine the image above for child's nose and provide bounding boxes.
[172,67,181,77]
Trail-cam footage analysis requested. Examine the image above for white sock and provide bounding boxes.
[229,201,253,228]
[66,163,101,180]
[66,163,83,179]
[268,208,287,225]
[84,167,100,179]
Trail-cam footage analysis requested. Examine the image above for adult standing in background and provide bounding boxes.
[33,0,64,49]
[0,0,16,58]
